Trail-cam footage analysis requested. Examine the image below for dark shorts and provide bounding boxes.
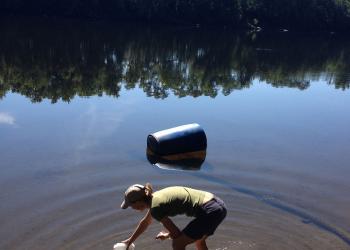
[182,196,227,240]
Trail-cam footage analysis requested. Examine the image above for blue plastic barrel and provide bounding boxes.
[147,123,207,155]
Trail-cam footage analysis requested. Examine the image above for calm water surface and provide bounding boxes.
[0,18,350,250]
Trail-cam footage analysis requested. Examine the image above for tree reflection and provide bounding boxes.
[0,18,349,103]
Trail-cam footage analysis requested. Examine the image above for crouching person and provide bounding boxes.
[120,183,226,250]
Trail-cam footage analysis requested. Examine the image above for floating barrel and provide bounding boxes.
[147,123,207,155]
[146,147,206,171]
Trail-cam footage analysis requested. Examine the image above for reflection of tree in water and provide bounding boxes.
[0,18,349,103]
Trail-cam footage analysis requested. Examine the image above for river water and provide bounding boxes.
[0,18,350,250]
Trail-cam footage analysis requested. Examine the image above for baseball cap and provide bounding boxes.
[121,184,146,209]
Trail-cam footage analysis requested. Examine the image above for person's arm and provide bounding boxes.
[122,210,153,246]
[159,216,182,239]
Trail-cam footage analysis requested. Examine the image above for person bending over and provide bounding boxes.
[120,183,227,250]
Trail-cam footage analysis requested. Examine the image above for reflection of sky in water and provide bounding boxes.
[1,19,350,249]
[1,79,349,173]
[74,98,136,164]
[0,112,15,125]
[0,92,140,168]
[0,78,350,249]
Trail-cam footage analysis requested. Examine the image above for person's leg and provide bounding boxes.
[172,233,196,250]
[195,235,208,250]
[179,197,227,250]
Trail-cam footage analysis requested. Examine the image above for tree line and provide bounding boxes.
[0,19,349,103]
[1,0,350,30]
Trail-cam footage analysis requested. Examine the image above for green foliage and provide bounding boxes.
[0,18,349,103]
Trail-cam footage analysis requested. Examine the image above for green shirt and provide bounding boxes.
[150,186,213,221]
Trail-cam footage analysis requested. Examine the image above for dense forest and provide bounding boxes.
[1,0,350,30]
[1,18,349,103]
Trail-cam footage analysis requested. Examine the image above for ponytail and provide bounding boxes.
[145,182,153,194]
[143,182,153,205]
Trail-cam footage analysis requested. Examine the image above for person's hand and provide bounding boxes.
[121,238,132,249]
[155,231,170,240]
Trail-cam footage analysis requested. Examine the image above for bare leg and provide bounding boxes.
[195,236,208,250]
[172,233,196,250]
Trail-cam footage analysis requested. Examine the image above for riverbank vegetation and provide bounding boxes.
[1,0,350,30]
[1,19,349,103]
